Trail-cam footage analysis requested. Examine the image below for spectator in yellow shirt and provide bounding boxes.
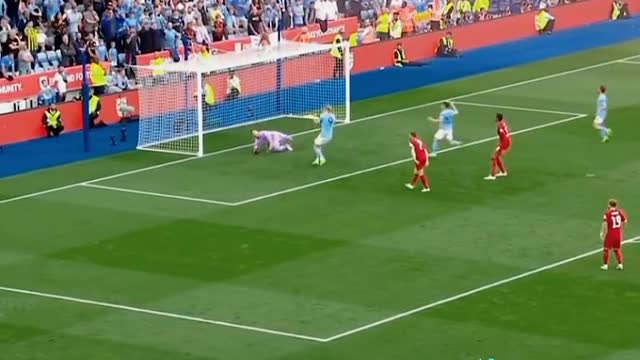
[24,21,39,52]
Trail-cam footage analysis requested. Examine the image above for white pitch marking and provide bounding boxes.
[322,235,640,342]
[232,114,587,206]
[454,101,586,116]
[0,55,637,206]
[617,60,640,65]
[0,285,326,342]
[81,183,236,206]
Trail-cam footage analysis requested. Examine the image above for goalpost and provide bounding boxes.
[132,41,351,157]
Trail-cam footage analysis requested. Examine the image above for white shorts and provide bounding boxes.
[314,135,332,146]
[593,115,605,125]
[434,128,453,141]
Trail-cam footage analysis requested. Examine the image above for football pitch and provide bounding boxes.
[1,41,640,359]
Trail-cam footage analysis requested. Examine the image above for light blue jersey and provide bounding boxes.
[596,93,607,120]
[440,108,457,129]
[319,112,336,140]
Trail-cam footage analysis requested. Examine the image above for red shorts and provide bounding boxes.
[415,159,427,171]
[604,235,622,249]
[494,144,510,157]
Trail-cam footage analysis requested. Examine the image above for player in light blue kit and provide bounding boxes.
[428,101,462,158]
[593,85,612,142]
[312,106,336,166]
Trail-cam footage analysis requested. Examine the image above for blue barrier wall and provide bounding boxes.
[1,17,638,178]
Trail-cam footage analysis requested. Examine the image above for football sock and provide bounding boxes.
[431,140,439,153]
[411,174,419,185]
[496,157,506,173]
[313,145,324,160]
[603,248,610,265]
[614,249,623,264]
[599,127,608,138]
[490,159,498,176]
[420,175,429,188]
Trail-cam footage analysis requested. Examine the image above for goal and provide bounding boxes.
[132,40,351,156]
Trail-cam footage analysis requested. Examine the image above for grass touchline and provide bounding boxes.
[0,54,638,206]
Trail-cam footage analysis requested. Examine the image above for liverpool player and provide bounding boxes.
[601,199,627,270]
[405,132,431,192]
[484,113,510,180]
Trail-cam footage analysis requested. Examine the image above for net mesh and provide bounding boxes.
[134,41,350,156]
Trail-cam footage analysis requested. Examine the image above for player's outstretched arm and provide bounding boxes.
[428,116,440,122]
[451,102,459,115]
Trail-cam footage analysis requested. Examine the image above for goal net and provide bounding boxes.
[132,40,351,156]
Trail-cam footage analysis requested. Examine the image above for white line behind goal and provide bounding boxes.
[132,40,351,156]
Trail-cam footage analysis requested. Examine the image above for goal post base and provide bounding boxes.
[133,41,351,157]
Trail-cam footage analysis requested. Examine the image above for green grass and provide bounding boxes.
[1,41,640,359]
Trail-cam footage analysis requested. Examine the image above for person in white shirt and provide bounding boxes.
[194,18,211,45]
[314,0,328,31]
[389,0,403,10]
[226,70,241,100]
[53,66,68,102]
[326,0,338,21]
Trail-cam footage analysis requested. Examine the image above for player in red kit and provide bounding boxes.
[405,132,431,192]
[601,199,627,270]
[484,113,511,180]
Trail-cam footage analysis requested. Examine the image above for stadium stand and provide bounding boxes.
[0,0,578,112]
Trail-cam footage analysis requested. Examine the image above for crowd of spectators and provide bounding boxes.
[0,0,578,88]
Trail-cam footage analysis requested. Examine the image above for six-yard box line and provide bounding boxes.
[80,104,587,206]
[0,55,636,344]
[1,54,638,207]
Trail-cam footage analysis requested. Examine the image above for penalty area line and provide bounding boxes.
[0,285,326,342]
[454,101,586,117]
[80,183,237,206]
[322,235,640,342]
[0,54,636,206]
[231,114,587,206]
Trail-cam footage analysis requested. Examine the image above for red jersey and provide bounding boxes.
[603,208,627,239]
[410,137,428,162]
[497,120,511,148]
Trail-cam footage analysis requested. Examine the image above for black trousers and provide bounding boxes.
[436,46,459,57]
[45,125,64,137]
[539,19,555,34]
[396,61,425,67]
[93,85,106,96]
[333,57,344,78]
[89,112,106,128]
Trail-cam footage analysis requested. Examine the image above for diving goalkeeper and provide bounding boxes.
[252,130,293,154]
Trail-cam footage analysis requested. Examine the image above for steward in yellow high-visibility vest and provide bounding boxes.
[443,0,455,21]
[205,83,215,105]
[42,103,64,137]
[87,92,106,128]
[457,0,472,16]
[376,9,390,40]
[390,12,402,39]
[472,0,489,13]
[435,32,459,57]
[348,33,358,48]
[90,59,107,95]
[331,30,344,79]
[393,42,426,67]
[611,0,630,20]
[151,55,165,77]
[535,9,555,34]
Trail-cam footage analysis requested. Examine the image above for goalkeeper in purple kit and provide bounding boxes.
[252,130,294,154]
